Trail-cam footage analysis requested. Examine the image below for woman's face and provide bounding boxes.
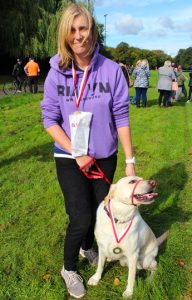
[68,14,91,60]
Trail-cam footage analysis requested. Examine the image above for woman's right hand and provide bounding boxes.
[75,155,94,172]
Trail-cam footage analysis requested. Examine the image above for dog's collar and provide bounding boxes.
[131,180,143,205]
[104,205,118,223]
[104,205,133,224]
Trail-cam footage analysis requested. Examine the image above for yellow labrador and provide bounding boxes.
[88,176,168,298]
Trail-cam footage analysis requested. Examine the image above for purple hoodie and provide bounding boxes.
[41,44,130,159]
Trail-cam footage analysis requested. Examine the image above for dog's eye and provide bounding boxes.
[129,180,137,184]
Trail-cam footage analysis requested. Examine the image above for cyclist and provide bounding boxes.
[24,57,40,93]
[12,59,24,92]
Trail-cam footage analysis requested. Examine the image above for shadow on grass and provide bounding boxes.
[146,97,188,108]
[0,142,53,168]
[147,99,158,107]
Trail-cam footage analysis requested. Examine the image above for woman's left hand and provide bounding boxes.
[125,164,136,176]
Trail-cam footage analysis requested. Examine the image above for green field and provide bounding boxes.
[0,73,192,300]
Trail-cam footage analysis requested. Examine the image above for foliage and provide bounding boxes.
[175,47,192,69]
[0,0,105,61]
[108,43,172,69]
[151,50,172,68]
[113,42,130,63]
[0,0,75,59]
[0,72,192,299]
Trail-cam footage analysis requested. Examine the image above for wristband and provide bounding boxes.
[125,157,136,164]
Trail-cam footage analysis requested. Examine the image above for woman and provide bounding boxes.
[187,70,192,103]
[41,3,135,298]
[175,66,187,101]
[157,60,176,107]
[130,60,141,104]
[132,59,149,108]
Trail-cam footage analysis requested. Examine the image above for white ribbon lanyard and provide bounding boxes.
[72,61,89,109]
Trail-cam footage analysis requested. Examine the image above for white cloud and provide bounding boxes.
[180,18,192,32]
[143,29,167,38]
[115,15,143,35]
[158,16,175,29]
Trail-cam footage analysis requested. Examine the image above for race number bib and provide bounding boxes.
[69,111,93,157]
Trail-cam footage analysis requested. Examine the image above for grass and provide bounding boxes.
[0,72,192,300]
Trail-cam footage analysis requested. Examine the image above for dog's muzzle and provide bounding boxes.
[132,180,158,205]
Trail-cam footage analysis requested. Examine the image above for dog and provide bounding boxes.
[88,176,169,298]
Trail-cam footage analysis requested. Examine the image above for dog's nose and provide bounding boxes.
[149,180,156,187]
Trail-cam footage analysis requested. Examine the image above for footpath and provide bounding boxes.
[0,84,44,98]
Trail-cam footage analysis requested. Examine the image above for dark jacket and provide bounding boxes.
[189,72,192,87]
[12,63,24,77]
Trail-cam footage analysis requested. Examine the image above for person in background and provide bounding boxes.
[168,62,178,105]
[132,59,150,108]
[24,57,40,93]
[12,58,24,92]
[41,3,135,299]
[119,62,129,86]
[130,60,141,104]
[125,61,134,87]
[175,66,187,102]
[128,63,134,76]
[157,60,176,108]
[187,70,192,103]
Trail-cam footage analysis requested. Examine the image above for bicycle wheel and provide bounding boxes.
[3,81,17,95]
[23,78,30,93]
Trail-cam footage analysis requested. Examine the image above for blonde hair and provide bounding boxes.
[141,59,149,67]
[136,60,142,67]
[58,3,98,69]
[164,60,172,67]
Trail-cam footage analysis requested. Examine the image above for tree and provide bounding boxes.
[0,0,72,59]
[151,50,172,68]
[113,42,130,63]
[175,47,192,69]
[103,44,173,69]
[0,0,105,61]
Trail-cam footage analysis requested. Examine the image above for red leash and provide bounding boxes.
[80,158,111,185]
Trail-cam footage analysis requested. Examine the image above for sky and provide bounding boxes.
[93,0,192,57]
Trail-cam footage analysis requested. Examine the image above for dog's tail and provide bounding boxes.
[157,230,169,246]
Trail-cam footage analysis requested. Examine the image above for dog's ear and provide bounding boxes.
[104,184,116,205]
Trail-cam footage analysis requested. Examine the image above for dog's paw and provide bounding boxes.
[88,275,100,286]
[120,260,127,267]
[122,289,133,298]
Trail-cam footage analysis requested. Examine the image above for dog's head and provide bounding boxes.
[104,176,158,206]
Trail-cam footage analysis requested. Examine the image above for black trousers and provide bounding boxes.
[15,76,22,91]
[28,76,38,93]
[158,90,171,106]
[55,155,117,271]
[188,86,192,100]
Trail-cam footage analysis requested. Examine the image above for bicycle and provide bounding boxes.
[3,77,30,95]
[3,80,17,95]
